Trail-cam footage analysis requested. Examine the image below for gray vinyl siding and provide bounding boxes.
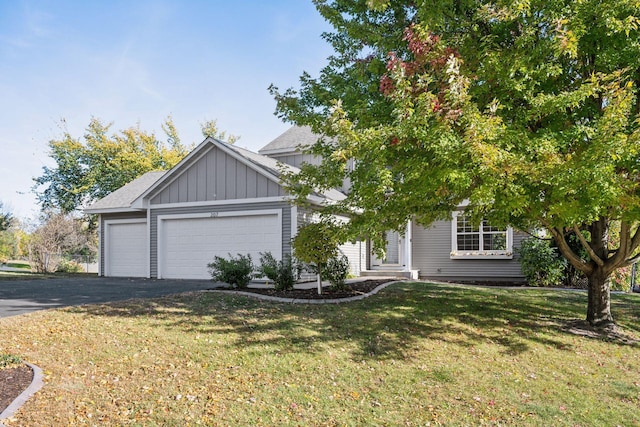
[338,241,365,277]
[149,202,292,278]
[150,146,284,205]
[270,152,321,169]
[98,212,147,276]
[294,207,364,279]
[412,220,526,282]
[267,152,352,194]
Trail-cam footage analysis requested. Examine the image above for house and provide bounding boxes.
[86,126,525,282]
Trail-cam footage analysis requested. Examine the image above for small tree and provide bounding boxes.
[28,212,95,273]
[292,220,341,295]
[0,202,12,232]
[0,206,23,264]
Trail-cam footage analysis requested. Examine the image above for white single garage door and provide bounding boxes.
[159,211,282,280]
[105,221,147,277]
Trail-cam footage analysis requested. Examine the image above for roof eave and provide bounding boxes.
[84,207,146,215]
[258,146,305,156]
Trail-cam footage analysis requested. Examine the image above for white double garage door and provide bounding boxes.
[104,210,282,280]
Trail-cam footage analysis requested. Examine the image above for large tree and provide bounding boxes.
[269,0,415,130]
[33,117,192,213]
[277,0,640,326]
[34,117,240,214]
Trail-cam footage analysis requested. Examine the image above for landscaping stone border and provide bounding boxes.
[208,280,404,304]
[0,363,44,427]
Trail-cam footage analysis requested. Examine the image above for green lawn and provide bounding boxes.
[1,282,638,426]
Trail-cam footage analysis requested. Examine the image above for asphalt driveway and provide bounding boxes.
[0,277,218,318]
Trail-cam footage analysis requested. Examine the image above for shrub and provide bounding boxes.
[322,254,350,290]
[56,259,84,273]
[517,237,566,287]
[207,253,253,288]
[257,252,301,291]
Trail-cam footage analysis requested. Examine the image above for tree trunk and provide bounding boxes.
[317,266,322,295]
[586,267,613,326]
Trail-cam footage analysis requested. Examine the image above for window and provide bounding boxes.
[451,213,512,259]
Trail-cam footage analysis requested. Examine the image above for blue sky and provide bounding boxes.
[0,0,333,220]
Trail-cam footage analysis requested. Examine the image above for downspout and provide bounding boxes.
[98,214,103,276]
[405,220,413,276]
[147,207,151,278]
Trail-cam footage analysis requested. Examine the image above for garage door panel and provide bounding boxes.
[160,214,281,280]
[107,222,146,277]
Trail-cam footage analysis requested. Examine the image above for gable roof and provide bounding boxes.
[84,136,345,215]
[258,126,323,155]
[208,139,347,203]
[84,170,166,213]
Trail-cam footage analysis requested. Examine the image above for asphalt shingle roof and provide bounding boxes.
[85,133,346,214]
[84,170,166,212]
[258,126,322,154]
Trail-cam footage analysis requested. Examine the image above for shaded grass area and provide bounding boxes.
[0,282,638,426]
[0,271,96,280]
[3,261,31,269]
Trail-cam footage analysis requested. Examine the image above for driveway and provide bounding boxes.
[0,277,217,318]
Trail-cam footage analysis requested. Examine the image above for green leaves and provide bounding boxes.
[278,0,640,323]
[33,117,194,213]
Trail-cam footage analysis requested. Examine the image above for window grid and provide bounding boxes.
[455,215,508,253]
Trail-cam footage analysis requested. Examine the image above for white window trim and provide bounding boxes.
[450,212,513,259]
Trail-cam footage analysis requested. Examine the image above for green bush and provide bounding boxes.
[257,252,301,291]
[322,254,351,290]
[518,237,566,287]
[207,253,253,288]
[56,259,84,273]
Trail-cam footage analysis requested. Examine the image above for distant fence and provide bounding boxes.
[65,254,99,273]
[34,253,98,274]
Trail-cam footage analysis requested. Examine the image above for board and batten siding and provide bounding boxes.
[99,212,148,276]
[149,202,293,278]
[273,153,352,194]
[412,220,526,281]
[150,146,284,205]
[269,153,321,169]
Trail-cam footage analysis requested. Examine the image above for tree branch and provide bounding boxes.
[573,224,605,267]
[622,252,640,267]
[629,222,640,254]
[608,221,631,269]
[546,224,593,274]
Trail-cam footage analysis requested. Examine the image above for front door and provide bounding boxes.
[371,230,403,268]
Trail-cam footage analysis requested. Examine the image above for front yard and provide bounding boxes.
[1,282,638,426]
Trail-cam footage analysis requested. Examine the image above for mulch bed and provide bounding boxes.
[0,364,33,414]
[214,279,399,300]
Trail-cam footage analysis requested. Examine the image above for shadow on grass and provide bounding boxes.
[65,282,640,362]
